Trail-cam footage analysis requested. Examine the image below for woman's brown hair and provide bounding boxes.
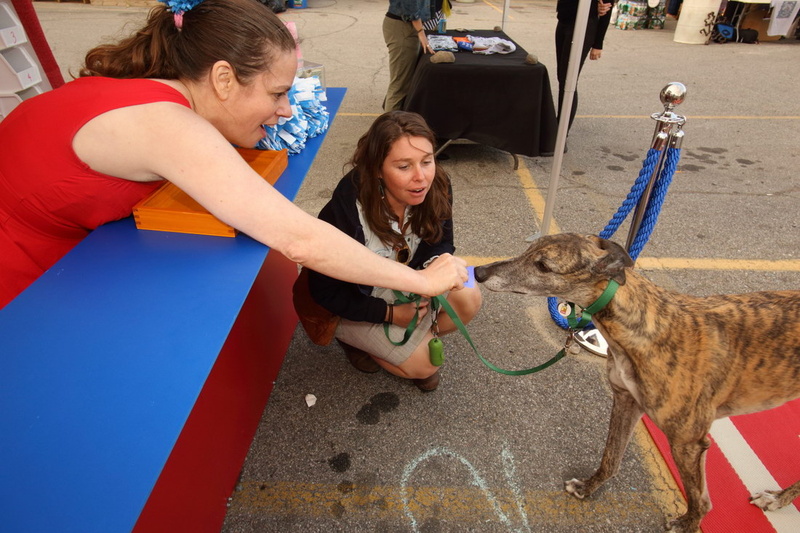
[79,0,296,84]
[350,111,452,251]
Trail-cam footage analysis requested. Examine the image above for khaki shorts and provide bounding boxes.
[335,303,436,366]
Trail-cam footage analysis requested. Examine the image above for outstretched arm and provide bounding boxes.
[74,102,467,296]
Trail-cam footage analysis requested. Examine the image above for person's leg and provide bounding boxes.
[335,289,482,391]
[382,17,419,111]
[432,286,483,335]
[336,310,439,381]
[372,286,481,391]
[568,23,597,130]
[373,331,440,380]
[554,20,572,125]
[556,21,599,131]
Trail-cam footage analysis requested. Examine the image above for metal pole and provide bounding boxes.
[623,82,687,252]
[502,0,511,31]
[530,0,592,240]
[573,82,687,358]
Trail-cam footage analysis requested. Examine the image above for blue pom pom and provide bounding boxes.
[159,0,204,13]
[257,75,329,155]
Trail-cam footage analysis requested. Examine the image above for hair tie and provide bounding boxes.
[159,0,205,29]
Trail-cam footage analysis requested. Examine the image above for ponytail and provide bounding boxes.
[79,0,295,84]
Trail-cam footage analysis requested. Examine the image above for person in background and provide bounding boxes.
[0,0,467,310]
[555,0,615,133]
[383,0,450,111]
[307,111,482,392]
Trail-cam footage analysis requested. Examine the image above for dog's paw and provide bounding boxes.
[564,478,587,499]
[750,490,781,511]
[665,514,699,533]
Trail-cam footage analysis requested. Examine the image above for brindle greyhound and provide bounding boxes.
[474,233,800,533]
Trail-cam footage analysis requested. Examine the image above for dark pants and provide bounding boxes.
[555,19,598,132]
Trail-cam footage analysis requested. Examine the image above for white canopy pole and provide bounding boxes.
[533,0,592,239]
[502,0,511,30]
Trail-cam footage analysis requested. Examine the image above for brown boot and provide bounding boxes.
[336,339,381,373]
[413,369,440,392]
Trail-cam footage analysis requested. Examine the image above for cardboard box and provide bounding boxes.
[133,148,288,237]
[741,5,781,42]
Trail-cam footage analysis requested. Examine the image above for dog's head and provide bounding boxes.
[473,234,633,304]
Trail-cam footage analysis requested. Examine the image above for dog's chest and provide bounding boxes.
[605,346,645,405]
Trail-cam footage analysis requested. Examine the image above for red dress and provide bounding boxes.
[0,77,191,308]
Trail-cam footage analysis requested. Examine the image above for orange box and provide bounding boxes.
[133,148,288,237]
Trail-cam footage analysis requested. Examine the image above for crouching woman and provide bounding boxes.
[307,111,482,392]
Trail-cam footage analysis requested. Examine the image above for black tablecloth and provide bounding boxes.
[403,30,557,157]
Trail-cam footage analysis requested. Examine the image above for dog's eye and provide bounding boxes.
[534,260,551,273]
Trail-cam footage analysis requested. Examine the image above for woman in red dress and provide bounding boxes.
[0,0,467,309]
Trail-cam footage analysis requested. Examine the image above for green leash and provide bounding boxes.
[383,280,619,376]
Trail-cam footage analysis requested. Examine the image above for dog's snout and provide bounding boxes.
[474,265,490,283]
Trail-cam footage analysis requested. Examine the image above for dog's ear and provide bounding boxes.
[592,238,633,284]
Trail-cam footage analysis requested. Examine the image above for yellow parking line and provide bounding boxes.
[636,257,800,271]
[230,480,668,523]
[337,113,800,120]
[633,424,687,518]
[515,159,562,234]
[482,0,508,16]
[463,255,509,266]
[579,115,800,120]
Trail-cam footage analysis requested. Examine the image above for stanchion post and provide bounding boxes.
[573,83,686,357]
[624,82,687,253]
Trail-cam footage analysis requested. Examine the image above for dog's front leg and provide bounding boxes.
[751,479,800,511]
[565,388,643,499]
[665,438,711,533]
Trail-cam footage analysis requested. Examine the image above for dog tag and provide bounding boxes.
[557,301,571,317]
[429,337,444,366]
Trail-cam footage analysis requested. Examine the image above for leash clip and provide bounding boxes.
[430,295,440,337]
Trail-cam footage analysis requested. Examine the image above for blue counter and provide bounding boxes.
[0,88,345,533]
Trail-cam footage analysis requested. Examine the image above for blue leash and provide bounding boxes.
[548,147,681,329]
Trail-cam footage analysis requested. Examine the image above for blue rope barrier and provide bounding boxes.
[548,147,682,329]
[599,148,662,243]
[628,147,681,258]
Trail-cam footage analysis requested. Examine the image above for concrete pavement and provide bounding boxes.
[33,0,800,531]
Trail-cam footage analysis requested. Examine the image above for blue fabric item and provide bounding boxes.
[159,0,204,13]
[716,24,735,40]
[257,76,330,155]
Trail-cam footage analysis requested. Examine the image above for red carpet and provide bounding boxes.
[643,399,800,532]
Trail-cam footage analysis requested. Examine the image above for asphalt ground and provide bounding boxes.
[33,1,800,531]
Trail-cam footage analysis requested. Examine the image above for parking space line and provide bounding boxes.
[580,115,800,120]
[636,257,800,271]
[229,480,667,525]
[515,157,562,235]
[337,113,800,120]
